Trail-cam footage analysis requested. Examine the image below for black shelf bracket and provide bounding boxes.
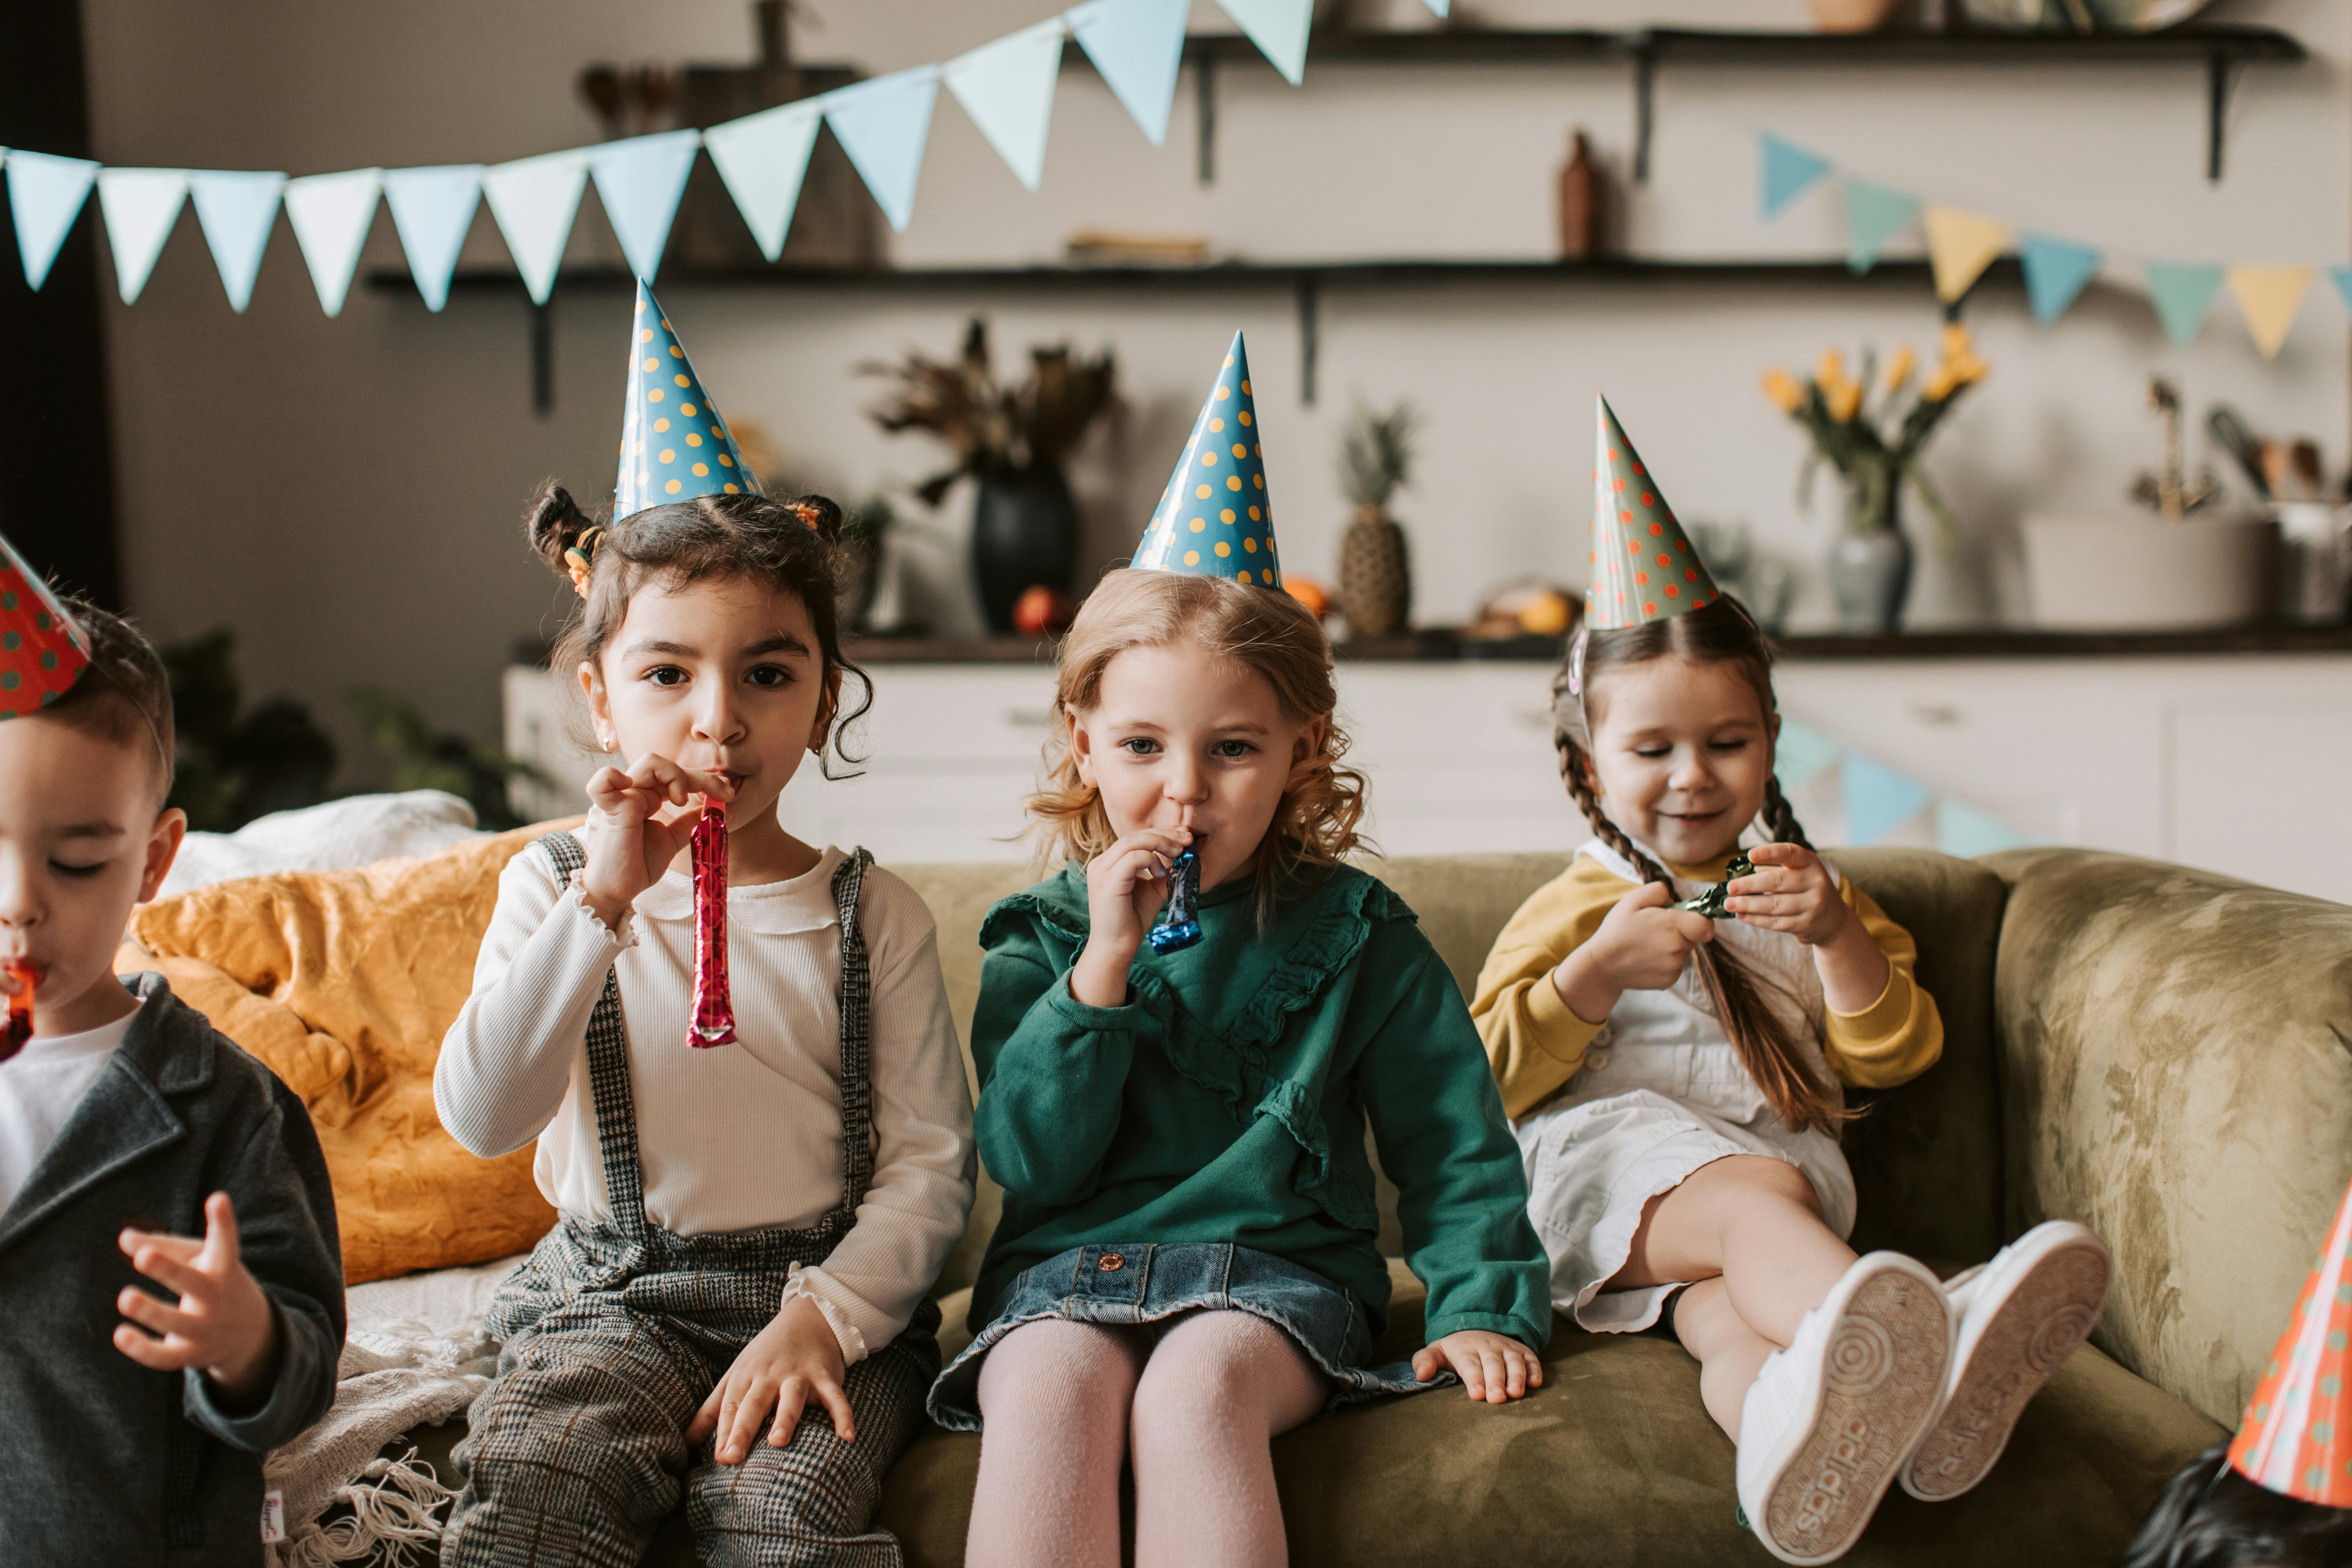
[1197,55,1217,186]
[2207,51,2239,182]
[530,299,554,416]
[1296,273,1320,407]
[1632,41,1657,185]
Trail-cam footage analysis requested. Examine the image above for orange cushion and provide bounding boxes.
[118,818,585,1284]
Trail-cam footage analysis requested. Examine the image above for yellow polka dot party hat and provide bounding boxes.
[615,279,761,522]
[0,532,91,720]
[1132,331,1282,589]
[1587,396,1720,630]
[2228,1178,2352,1506]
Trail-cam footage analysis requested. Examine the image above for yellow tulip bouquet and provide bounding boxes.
[1762,324,1989,548]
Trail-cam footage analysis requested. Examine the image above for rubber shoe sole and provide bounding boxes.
[1901,1230,2111,1502]
[1750,1262,1953,1565]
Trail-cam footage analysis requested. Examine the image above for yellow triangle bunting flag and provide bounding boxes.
[1923,206,2013,303]
[2227,265,2314,360]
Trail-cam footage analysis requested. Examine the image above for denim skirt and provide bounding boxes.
[927,1242,1442,1432]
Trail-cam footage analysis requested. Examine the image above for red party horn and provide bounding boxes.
[1,966,35,1062]
[688,804,737,1049]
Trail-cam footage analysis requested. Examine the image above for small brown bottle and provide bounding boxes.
[1559,130,1600,261]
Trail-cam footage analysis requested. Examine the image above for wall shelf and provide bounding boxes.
[1064,24,2306,185]
[373,254,2049,411]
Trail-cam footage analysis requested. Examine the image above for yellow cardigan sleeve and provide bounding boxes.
[1470,856,1637,1120]
[1822,880,1944,1090]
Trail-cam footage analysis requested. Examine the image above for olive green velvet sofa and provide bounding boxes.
[406,845,2352,1566]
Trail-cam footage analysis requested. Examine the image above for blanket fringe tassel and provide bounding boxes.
[272,1448,456,1568]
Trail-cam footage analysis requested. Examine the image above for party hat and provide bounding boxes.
[0,535,91,721]
[1586,396,1719,630]
[615,279,762,522]
[2229,1180,2352,1506]
[1132,331,1282,589]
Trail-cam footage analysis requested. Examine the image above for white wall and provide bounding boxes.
[78,0,2351,778]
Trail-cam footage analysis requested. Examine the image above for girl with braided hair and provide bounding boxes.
[1470,399,2111,1566]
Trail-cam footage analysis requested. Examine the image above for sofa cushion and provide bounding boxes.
[1984,847,2352,1430]
[119,820,578,1283]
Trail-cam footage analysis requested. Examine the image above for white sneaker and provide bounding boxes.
[1736,1253,1954,1566]
[1900,1220,2112,1503]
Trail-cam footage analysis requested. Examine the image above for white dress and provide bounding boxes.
[1515,837,1854,1334]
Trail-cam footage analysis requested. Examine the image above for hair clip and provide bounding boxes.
[1566,625,1590,698]
[563,526,604,598]
[787,501,823,531]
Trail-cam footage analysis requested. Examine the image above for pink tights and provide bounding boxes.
[964,1310,1328,1568]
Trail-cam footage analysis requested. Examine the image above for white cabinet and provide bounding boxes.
[504,653,2352,900]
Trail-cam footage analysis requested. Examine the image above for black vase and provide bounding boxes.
[971,464,1079,633]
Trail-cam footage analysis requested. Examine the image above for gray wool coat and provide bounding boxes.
[0,973,344,1567]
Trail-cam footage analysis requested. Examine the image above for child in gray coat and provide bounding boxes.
[0,577,342,1566]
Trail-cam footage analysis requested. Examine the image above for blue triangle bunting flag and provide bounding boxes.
[2333,265,2352,321]
[6,149,99,290]
[825,66,941,234]
[187,170,286,313]
[1759,134,1831,220]
[2146,261,2225,346]
[283,168,382,317]
[2020,233,2101,325]
[1844,180,1918,274]
[482,149,589,305]
[1935,797,2030,859]
[1841,754,1931,847]
[1423,0,1450,13]
[1773,717,1841,794]
[383,165,484,312]
[943,19,1066,192]
[703,100,824,262]
[588,130,700,284]
[1066,0,1190,147]
[1219,0,1313,86]
[94,168,188,305]
[1134,331,1283,588]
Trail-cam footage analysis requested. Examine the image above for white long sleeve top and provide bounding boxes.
[434,841,976,1365]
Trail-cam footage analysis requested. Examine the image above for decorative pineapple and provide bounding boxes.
[1336,404,1415,640]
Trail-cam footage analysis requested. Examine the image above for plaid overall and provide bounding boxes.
[441,835,940,1568]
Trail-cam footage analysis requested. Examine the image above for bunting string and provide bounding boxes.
[1758,131,2344,360]
[3,0,1446,314]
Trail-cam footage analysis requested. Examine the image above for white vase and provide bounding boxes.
[2022,513,2277,631]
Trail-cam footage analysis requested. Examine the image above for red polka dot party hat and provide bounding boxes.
[1587,395,1719,630]
[1132,330,1282,589]
[615,278,762,522]
[0,533,91,721]
[2229,1178,2352,1506]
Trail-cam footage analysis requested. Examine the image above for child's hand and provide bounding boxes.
[1725,842,1856,947]
[1068,826,1190,1008]
[1552,881,1716,1023]
[1412,1330,1543,1405]
[687,1295,853,1463]
[114,1193,281,1406]
[579,753,736,928]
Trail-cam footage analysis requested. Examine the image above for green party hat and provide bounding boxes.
[1587,396,1719,629]
[615,279,761,521]
[1132,331,1282,588]
[0,534,90,720]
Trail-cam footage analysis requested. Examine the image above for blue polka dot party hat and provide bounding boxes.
[0,533,90,720]
[1132,331,1282,589]
[1587,396,1720,630]
[615,279,761,522]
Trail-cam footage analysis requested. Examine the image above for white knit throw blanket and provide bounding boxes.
[265,1254,527,1568]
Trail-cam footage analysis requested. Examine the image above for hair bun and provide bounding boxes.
[524,481,594,574]
[784,494,844,543]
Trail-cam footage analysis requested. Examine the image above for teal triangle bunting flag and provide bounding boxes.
[188,169,286,313]
[1844,180,1918,274]
[383,165,484,312]
[2020,233,2101,324]
[2146,261,2224,346]
[1066,0,1190,147]
[482,149,589,306]
[1935,798,2030,859]
[1773,718,1841,794]
[943,19,1066,192]
[1219,0,1312,86]
[94,168,188,305]
[1841,754,1930,847]
[1759,134,1830,220]
[6,149,99,290]
[704,102,824,262]
[588,130,700,284]
[283,168,382,317]
[2330,265,2352,320]
[825,66,941,234]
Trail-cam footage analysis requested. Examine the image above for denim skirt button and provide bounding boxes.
[1098,1253,1126,1272]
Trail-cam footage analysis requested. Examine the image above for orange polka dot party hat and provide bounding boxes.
[1132,330,1282,589]
[615,278,761,522]
[0,532,91,720]
[1587,395,1720,630]
[2228,1178,2352,1506]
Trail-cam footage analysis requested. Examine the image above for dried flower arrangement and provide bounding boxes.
[862,317,1116,504]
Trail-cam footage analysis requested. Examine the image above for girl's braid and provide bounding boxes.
[1762,774,1814,852]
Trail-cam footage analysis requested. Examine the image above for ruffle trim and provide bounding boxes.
[779,1263,871,1366]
